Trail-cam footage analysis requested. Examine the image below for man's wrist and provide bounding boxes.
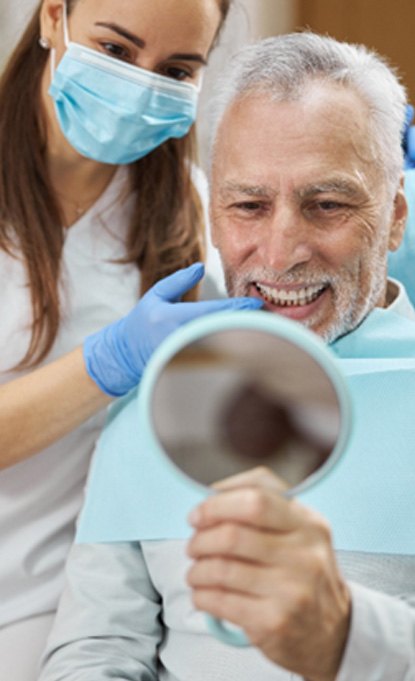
[308,582,352,681]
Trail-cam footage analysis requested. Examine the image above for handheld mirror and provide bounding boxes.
[137,310,352,646]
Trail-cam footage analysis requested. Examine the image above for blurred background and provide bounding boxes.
[3,0,415,165]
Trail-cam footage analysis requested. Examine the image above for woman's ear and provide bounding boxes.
[388,175,408,252]
[39,0,65,48]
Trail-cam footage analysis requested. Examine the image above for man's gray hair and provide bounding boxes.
[211,32,407,191]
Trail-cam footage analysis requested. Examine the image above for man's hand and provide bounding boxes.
[186,467,351,681]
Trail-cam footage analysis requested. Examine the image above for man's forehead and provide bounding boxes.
[222,82,368,124]
[214,84,371,159]
[212,86,377,199]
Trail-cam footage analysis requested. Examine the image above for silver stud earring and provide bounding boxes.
[38,37,51,50]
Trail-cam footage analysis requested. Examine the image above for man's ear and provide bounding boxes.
[388,175,408,252]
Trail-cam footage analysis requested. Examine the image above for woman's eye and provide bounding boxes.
[164,66,192,81]
[101,42,130,61]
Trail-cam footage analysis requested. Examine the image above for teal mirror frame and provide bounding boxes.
[137,309,352,646]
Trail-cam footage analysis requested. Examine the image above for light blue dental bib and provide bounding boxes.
[77,306,415,555]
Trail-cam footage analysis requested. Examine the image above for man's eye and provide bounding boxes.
[316,200,346,212]
[233,202,264,212]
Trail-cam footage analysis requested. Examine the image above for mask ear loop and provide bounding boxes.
[50,47,56,80]
[62,0,70,48]
[195,71,205,94]
[50,0,70,81]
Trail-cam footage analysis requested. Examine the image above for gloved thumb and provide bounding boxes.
[151,263,205,302]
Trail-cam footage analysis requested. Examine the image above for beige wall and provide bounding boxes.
[296,0,415,105]
[0,0,38,65]
[243,0,298,37]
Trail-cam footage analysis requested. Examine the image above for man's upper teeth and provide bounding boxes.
[255,283,324,306]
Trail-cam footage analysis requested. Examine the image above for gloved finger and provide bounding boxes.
[151,263,205,302]
[174,296,263,322]
[406,125,415,164]
[405,104,414,130]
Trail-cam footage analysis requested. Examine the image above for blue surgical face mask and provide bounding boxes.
[48,5,200,164]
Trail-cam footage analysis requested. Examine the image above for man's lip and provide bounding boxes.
[250,282,330,320]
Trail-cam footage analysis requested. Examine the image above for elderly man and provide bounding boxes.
[39,33,415,681]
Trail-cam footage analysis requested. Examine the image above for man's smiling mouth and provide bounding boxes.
[254,282,327,307]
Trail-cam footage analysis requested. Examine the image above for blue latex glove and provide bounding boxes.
[403,104,415,169]
[83,262,262,396]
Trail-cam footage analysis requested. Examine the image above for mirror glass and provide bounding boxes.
[151,327,344,493]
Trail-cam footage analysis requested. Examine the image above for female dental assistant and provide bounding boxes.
[0,1,259,678]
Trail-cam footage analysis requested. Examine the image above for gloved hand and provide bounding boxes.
[83,262,263,396]
[403,104,415,169]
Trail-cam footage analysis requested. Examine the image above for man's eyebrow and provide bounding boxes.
[219,182,276,197]
[297,180,364,199]
[94,22,207,64]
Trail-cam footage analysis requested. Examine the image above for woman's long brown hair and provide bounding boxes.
[0,0,231,368]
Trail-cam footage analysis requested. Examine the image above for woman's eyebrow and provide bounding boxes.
[169,53,207,65]
[94,22,207,64]
[95,22,146,49]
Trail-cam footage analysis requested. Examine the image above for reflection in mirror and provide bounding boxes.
[151,328,341,492]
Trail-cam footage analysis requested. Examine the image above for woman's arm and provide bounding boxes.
[1,264,261,469]
[0,347,110,469]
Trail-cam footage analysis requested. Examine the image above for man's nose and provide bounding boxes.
[258,206,313,272]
